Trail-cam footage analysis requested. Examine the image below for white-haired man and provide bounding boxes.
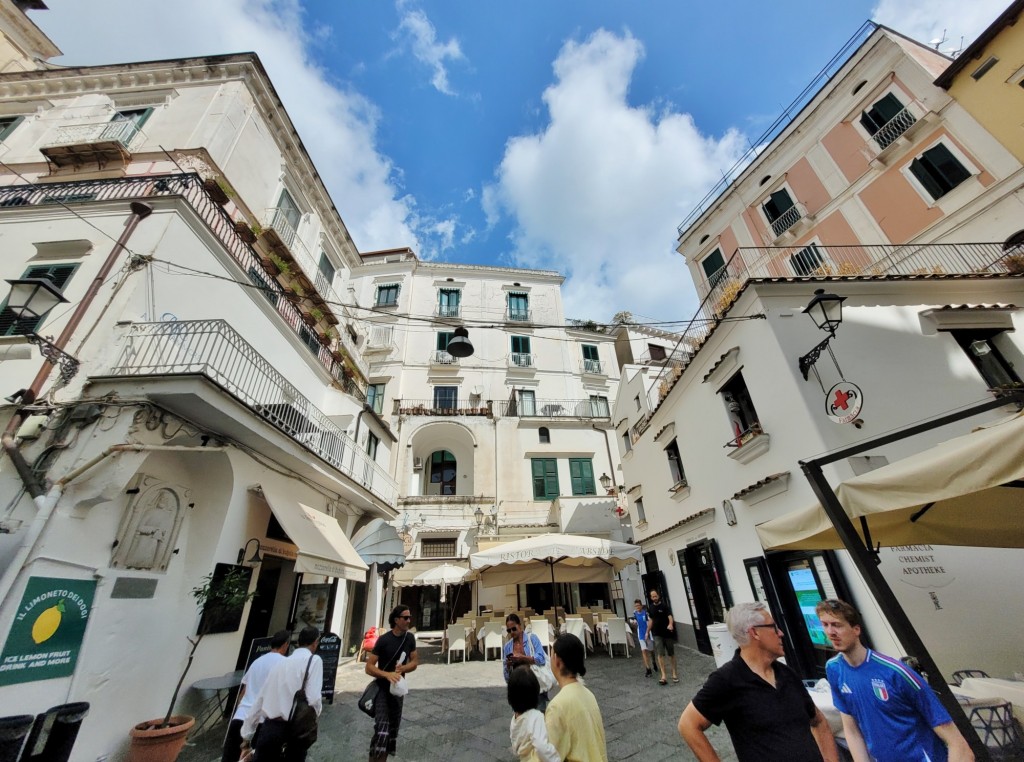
[678,602,838,762]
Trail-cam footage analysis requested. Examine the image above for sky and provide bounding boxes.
[35,0,1010,325]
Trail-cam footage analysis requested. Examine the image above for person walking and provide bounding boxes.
[508,666,559,762]
[365,605,418,762]
[224,629,291,762]
[545,633,608,762]
[241,626,323,762]
[815,599,973,762]
[647,589,678,685]
[678,602,838,762]
[630,599,653,678]
[503,613,551,711]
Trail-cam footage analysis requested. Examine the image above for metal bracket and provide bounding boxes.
[797,334,832,381]
[27,334,80,385]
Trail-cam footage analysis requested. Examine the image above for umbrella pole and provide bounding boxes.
[550,561,557,616]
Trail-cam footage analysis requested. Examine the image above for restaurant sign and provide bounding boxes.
[0,577,97,686]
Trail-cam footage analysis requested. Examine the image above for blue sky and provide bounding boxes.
[37,0,1009,323]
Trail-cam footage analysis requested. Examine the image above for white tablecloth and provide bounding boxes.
[807,688,843,735]
[594,621,635,648]
[957,677,1024,722]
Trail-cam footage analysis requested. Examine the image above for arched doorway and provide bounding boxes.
[426,450,457,495]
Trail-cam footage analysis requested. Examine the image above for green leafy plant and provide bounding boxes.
[1002,253,1024,274]
[269,253,291,277]
[309,307,325,323]
[251,221,263,237]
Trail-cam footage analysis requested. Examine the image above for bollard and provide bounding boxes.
[20,702,89,762]
[0,716,33,762]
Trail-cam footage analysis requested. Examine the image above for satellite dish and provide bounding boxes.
[929,38,943,45]
[471,385,484,396]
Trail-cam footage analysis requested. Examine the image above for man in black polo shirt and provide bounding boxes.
[678,602,838,762]
[647,588,678,685]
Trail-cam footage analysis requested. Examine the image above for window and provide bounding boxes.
[317,253,335,286]
[635,497,646,523]
[428,450,457,495]
[581,344,601,373]
[518,389,536,416]
[511,335,532,366]
[0,263,78,336]
[436,331,454,353]
[275,188,301,232]
[701,248,726,288]
[589,395,610,417]
[621,431,632,453]
[438,288,461,318]
[365,431,380,460]
[909,144,971,200]
[950,330,1022,389]
[298,325,321,357]
[970,57,999,80]
[375,284,400,307]
[433,386,458,410]
[531,458,559,500]
[634,395,641,411]
[508,293,529,321]
[107,108,152,144]
[647,344,667,361]
[0,116,23,143]
[367,383,386,415]
[762,188,798,237]
[538,426,550,444]
[860,92,913,148]
[665,439,686,486]
[421,538,457,558]
[790,244,824,276]
[720,372,761,438]
[569,458,596,496]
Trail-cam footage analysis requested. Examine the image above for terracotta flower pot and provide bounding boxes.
[128,716,195,762]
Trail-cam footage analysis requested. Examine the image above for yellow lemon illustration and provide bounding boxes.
[31,600,65,644]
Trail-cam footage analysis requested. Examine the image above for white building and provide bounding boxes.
[350,249,637,623]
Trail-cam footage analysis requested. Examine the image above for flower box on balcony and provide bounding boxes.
[203,178,230,205]
[331,349,346,363]
[234,220,257,244]
[317,331,331,347]
[299,310,316,327]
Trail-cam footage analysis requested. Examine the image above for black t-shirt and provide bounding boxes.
[648,600,674,638]
[692,650,820,762]
[372,630,416,688]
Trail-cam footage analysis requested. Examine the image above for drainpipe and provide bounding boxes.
[593,424,616,487]
[1,202,154,494]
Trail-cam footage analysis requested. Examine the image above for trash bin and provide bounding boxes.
[706,623,737,668]
[20,702,89,762]
[0,715,33,762]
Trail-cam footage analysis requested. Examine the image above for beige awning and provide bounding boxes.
[260,484,368,582]
[392,559,471,587]
[756,413,1024,551]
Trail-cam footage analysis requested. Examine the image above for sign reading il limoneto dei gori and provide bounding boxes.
[0,577,97,686]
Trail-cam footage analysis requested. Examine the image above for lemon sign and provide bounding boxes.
[0,577,96,687]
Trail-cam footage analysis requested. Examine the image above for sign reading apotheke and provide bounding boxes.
[0,577,96,686]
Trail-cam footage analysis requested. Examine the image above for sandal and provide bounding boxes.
[672,677,680,683]
[659,679,668,686]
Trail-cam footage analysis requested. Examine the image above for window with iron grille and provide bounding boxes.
[421,538,457,558]
[860,92,913,148]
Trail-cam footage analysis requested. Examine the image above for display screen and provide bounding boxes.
[788,567,829,648]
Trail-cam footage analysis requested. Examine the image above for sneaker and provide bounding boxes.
[645,668,652,677]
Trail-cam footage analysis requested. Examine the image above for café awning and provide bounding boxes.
[470,533,642,585]
[260,484,368,582]
[756,412,1024,551]
[351,518,406,572]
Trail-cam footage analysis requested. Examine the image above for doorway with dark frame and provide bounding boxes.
[677,539,732,656]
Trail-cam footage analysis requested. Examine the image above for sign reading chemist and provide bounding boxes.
[0,577,97,686]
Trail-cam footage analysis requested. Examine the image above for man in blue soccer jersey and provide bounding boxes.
[815,599,973,762]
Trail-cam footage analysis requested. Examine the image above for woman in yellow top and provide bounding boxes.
[545,633,608,762]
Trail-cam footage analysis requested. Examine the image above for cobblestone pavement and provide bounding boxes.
[181,642,739,762]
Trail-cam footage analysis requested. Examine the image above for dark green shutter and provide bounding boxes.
[437,332,453,350]
[0,263,78,336]
[909,158,946,200]
[569,459,595,496]
[532,458,558,500]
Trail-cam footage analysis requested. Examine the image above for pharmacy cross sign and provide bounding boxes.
[825,381,863,424]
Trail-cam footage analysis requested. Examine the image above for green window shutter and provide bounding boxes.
[0,116,24,143]
[437,332,454,351]
[924,144,970,189]
[582,344,598,361]
[0,263,78,336]
[909,158,945,200]
[569,458,595,496]
[532,458,558,500]
[511,335,531,354]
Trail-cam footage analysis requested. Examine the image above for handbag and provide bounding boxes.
[357,633,410,717]
[287,653,318,746]
[526,633,556,693]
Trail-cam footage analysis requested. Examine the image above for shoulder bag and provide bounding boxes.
[357,633,409,717]
[526,633,556,693]
[288,653,319,746]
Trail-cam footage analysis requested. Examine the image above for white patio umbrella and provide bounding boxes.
[470,534,642,610]
[411,563,473,626]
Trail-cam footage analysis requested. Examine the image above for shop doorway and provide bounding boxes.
[234,555,299,670]
[678,540,732,656]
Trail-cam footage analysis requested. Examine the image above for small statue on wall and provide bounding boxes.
[111,475,190,572]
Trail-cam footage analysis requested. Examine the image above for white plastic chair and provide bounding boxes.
[530,618,553,656]
[605,618,631,658]
[479,622,504,661]
[446,624,467,664]
[564,618,588,658]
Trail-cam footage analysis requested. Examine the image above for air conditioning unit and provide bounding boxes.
[412,456,423,471]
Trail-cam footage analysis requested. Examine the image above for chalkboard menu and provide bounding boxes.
[244,636,275,672]
[318,632,341,704]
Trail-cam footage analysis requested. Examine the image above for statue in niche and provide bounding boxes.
[112,475,189,572]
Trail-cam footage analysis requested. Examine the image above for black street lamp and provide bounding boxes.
[4,277,80,384]
[798,289,847,381]
[446,326,474,358]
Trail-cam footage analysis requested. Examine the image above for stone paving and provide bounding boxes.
[181,641,739,762]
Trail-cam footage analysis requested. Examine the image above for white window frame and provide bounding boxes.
[849,83,915,144]
[899,137,979,209]
[755,180,799,235]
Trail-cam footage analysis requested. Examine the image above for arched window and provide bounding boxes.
[538,427,550,444]
[428,450,457,495]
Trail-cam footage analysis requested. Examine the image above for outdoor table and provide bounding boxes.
[594,621,635,648]
[956,677,1024,722]
[563,618,594,651]
[190,670,244,736]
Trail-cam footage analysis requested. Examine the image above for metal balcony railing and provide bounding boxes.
[264,207,299,250]
[395,399,491,416]
[768,203,803,238]
[506,309,532,322]
[47,120,145,149]
[499,399,611,419]
[108,319,397,506]
[431,350,458,365]
[637,349,690,368]
[509,353,533,368]
[436,304,461,318]
[871,107,917,150]
[581,359,605,375]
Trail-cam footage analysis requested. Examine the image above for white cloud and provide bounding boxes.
[394,3,465,96]
[872,0,1009,51]
[484,30,747,322]
[38,0,420,255]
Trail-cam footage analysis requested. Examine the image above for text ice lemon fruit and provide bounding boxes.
[32,600,65,644]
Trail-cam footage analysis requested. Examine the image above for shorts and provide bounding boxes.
[638,637,652,652]
[654,635,675,657]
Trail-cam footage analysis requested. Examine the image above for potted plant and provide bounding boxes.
[234,220,257,244]
[128,566,255,762]
[1003,252,1024,274]
[202,178,232,205]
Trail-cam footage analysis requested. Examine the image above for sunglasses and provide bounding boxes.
[506,627,518,634]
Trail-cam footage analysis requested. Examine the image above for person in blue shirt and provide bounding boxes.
[816,599,973,762]
[503,614,551,711]
[631,599,653,678]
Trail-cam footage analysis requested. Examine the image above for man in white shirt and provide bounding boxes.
[242,626,323,761]
[223,630,291,762]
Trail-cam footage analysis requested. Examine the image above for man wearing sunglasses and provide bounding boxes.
[678,602,838,761]
[503,614,551,711]
[816,599,973,762]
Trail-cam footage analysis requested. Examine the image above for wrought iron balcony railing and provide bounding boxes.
[47,120,145,149]
[395,399,491,416]
[871,107,917,150]
[581,359,605,375]
[506,309,532,322]
[436,304,461,318]
[768,203,804,238]
[108,319,397,506]
[637,349,690,368]
[431,350,458,365]
[499,398,611,418]
[509,353,533,368]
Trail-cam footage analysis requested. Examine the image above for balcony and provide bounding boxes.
[763,202,813,243]
[436,304,462,319]
[637,349,690,368]
[431,350,458,366]
[506,309,532,323]
[40,120,144,170]
[366,326,396,352]
[508,353,534,369]
[581,359,605,375]
[395,399,492,417]
[866,103,933,168]
[872,107,916,150]
[105,319,398,507]
[724,423,770,464]
[499,399,611,419]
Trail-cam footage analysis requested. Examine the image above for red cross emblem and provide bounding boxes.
[825,382,863,424]
[832,388,851,410]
